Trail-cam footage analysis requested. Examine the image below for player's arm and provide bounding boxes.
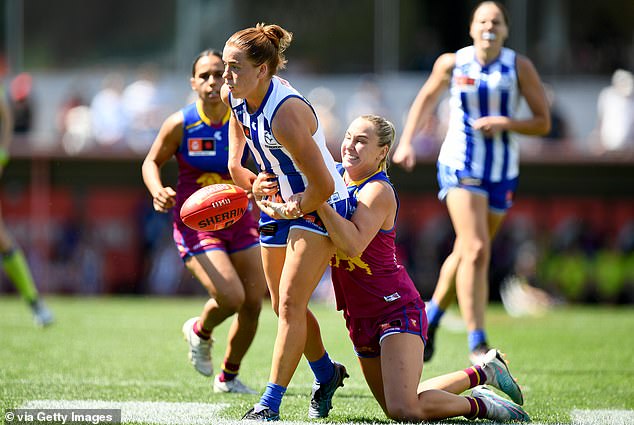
[392,53,454,172]
[0,92,14,174]
[317,180,395,258]
[515,55,551,135]
[472,56,551,136]
[272,98,334,214]
[141,112,181,212]
[222,84,257,192]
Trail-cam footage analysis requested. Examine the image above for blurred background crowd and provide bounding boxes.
[1,0,633,305]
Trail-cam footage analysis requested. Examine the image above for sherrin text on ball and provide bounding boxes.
[180,183,249,231]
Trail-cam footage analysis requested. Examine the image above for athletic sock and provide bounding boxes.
[218,360,240,382]
[426,299,445,327]
[468,329,487,352]
[465,396,488,419]
[2,248,38,302]
[465,364,486,388]
[308,351,334,384]
[259,382,286,413]
[193,320,211,340]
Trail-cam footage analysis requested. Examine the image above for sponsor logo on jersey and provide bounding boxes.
[242,124,251,140]
[263,130,282,149]
[383,292,401,302]
[454,75,477,87]
[188,138,216,156]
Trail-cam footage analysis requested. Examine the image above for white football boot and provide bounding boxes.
[471,386,530,422]
[182,317,213,376]
[213,374,258,394]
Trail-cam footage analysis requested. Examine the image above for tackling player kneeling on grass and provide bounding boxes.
[299,114,529,422]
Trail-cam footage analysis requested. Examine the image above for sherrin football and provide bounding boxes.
[180,183,248,231]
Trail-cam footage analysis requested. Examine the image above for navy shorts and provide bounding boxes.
[437,163,518,213]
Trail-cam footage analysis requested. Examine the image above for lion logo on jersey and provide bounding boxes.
[197,173,232,187]
[332,250,372,275]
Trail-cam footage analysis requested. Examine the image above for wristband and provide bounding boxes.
[0,147,8,166]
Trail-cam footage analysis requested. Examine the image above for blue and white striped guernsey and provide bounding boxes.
[229,76,348,204]
[438,46,521,182]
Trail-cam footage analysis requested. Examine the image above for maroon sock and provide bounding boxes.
[465,365,486,388]
[193,320,211,340]
[219,361,240,382]
[465,396,488,419]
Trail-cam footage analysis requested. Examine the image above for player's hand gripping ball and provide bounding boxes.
[180,184,248,231]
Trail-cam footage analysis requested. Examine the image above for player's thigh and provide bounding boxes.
[186,249,243,299]
[280,228,334,301]
[446,188,490,243]
[380,333,424,407]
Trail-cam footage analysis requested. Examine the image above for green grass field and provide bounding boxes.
[1,296,633,424]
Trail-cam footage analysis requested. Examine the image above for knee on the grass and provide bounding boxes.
[385,400,428,422]
[386,395,451,422]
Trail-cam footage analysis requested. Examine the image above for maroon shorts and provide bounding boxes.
[344,298,428,358]
[173,207,259,260]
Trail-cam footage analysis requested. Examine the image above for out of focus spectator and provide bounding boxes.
[594,69,634,153]
[122,63,163,153]
[57,91,85,133]
[9,72,34,134]
[91,72,126,148]
[57,90,92,155]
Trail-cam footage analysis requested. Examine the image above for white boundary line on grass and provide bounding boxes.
[18,401,634,425]
[571,409,634,425]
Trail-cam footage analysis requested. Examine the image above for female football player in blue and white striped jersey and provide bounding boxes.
[221,23,350,421]
[392,1,550,364]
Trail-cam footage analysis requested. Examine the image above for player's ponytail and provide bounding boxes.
[226,23,293,77]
